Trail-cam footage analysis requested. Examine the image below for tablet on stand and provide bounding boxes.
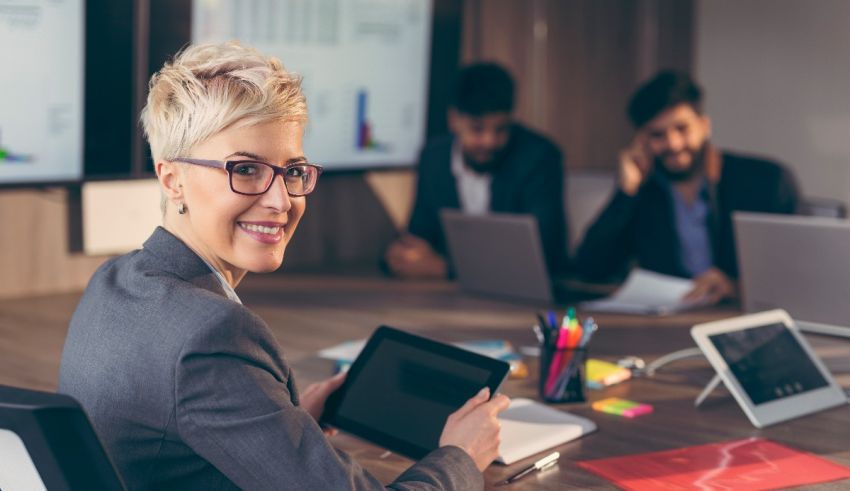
[691,309,847,428]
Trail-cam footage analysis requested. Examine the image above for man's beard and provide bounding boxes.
[463,146,509,174]
[654,142,708,182]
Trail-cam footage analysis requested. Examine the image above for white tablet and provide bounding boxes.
[691,309,847,428]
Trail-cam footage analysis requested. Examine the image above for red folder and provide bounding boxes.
[578,438,850,490]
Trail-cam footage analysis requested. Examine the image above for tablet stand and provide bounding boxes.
[694,374,723,407]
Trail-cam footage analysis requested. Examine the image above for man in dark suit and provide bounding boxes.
[575,71,800,304]
[385,63,568,279]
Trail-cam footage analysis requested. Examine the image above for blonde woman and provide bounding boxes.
[59,42,508,490]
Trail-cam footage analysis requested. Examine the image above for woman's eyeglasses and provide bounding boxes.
[172,158,323,196]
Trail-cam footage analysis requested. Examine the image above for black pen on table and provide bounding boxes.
[500,451,560,485]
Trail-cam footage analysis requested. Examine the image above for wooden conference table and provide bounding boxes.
[2,272,850,489]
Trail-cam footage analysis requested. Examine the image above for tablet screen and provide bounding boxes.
[324,326,509,458]
[709,322,829,405]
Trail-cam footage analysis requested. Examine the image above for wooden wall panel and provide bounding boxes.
[554,0,641,170]
[0,174,402,299]
[0,189,108,299]
[461,0,694,170]
[462,0,539,127]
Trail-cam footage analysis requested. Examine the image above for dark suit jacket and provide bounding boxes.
[575,152,800,280]
[408,124,568,273]
[59,227,482,490]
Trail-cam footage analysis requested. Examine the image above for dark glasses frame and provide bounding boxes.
[172,158,323,196]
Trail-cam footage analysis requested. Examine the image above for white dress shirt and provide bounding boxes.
[450,142,491,215]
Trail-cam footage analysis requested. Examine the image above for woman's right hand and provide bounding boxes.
[439,387,511,471]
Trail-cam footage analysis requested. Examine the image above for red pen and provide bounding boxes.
[543,324,568,395]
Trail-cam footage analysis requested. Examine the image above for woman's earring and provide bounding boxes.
[177,202,186,215]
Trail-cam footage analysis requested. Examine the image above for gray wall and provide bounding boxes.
[696,0,850,205]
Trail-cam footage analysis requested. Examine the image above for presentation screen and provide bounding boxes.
[0,0,84,184]
[192,0,433,170]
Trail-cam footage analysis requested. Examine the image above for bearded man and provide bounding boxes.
[575,70,800,304]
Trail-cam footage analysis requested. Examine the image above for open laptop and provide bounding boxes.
[734,211,850,338]
[440,210,571,304]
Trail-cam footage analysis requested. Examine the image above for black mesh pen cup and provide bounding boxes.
[539,346,587,403]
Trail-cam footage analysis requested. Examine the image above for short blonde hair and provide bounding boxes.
[141,41,307,163]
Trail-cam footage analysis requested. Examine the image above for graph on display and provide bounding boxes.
[356,89,388,151]
[0,127,34,163]
[0,0,84,183]
[192,0,433,170]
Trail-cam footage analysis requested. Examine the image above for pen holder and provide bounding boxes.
[539,346,586,403]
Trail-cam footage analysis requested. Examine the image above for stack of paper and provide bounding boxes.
[453,340,527,378]
[580,269,706,315]
[317,340,366,363]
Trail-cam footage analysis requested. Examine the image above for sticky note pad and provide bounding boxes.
[592,397,653,418]
[586,359,632,389]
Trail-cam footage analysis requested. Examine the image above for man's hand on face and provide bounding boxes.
[385,234,449,280]
[619,135,652,196]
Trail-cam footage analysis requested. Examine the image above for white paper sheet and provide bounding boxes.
[580,269,705,315]
[317,340,367,362]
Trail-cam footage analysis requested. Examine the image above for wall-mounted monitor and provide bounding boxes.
[1,0,454,185]
[189,0,434,171]
[0,0,84,185]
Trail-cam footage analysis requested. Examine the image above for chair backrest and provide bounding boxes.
[0,385,124,491]
[565,171,616,253]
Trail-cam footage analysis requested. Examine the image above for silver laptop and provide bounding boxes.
[734,212,850,338]
[440,210,557,303]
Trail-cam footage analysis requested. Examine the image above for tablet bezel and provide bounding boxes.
[322,325,510,459]
[691,309,846,428]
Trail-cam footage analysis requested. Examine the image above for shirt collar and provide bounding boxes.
[143,227,242,303]
[450,140,465,176]
[197,256,243,304]
[654,170,709,194]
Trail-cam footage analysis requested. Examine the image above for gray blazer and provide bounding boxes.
[59,227,482,490]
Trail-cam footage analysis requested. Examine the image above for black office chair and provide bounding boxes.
[0,385,125,490]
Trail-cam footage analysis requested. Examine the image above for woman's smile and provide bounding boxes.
[238,220,286,244]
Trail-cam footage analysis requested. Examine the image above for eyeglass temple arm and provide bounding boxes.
[172,158,225,169]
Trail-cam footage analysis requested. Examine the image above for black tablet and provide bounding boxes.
[321,326,510,459]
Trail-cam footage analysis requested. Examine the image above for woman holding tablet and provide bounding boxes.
[58,42,509,490]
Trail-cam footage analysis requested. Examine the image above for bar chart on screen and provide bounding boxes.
[192,0,432,170]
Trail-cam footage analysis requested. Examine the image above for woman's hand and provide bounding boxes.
[439,388,511,471]
[300,372,346,422]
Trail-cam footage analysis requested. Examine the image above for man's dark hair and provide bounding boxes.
[627,70,703,128]
[451,63,515,116]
